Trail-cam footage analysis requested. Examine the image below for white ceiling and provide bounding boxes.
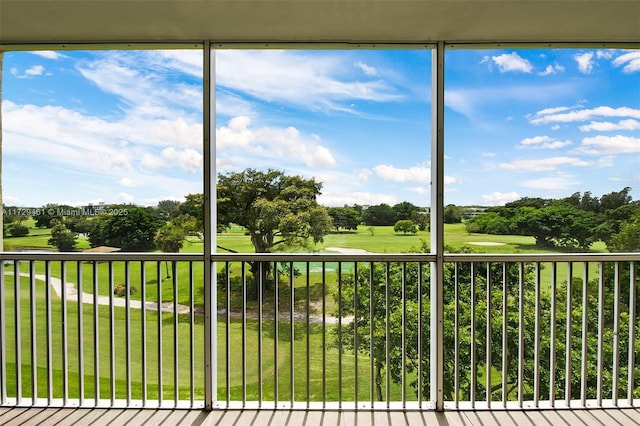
[1,0,639,47]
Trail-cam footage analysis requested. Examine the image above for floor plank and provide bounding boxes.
[0,407,638,425]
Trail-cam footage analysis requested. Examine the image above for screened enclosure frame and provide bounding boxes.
[0,40,638,412]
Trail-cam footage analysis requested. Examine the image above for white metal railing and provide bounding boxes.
[0,251,638,410]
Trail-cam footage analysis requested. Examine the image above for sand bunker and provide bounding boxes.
[325,247,369,254]
[467,242,506,246]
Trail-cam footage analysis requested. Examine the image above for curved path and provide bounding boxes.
[7,271,348,323]
[9,271,191,314]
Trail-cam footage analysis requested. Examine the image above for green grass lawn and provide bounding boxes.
[3,274,407,403]
[0,221,632,404]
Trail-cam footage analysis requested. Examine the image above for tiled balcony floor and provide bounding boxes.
[1,407,639,425]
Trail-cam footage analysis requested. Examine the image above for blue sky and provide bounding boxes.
[1,47,639,208]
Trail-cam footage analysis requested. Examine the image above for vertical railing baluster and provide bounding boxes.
[517,262,524,408]
[549,262,557,407]
[141,261,147,406]
[401,262,406,408]
[29,261,37,405]
[470,262,476,407]
[501,262,508,408]
[306,262,311,408]
[337,262,342,409]
[580,262,588,407]
[417,261,424,407]
[225,262,230,407]
[125,261,131,405]
[369,262,374,408]
[14,261,21,405]
[241,262,246,407]
[157,262,163,406]
[77,261,84,406]
[486,262,492,407]
[45,260,52,405]
[274,261,279,407]
[354,262,359,408]
[108,261,115,406]
[612,262,620,405]
[61,261,68,405]
[454,262,459,408]
[172,261,179,407]
[627,261,636,406]
[0,256,5,405]
[289,261,295,407]
[597,262,604,407]
[189,261,195,407]
[385,262,391,409]
[257,262,263,407]
[93,261,99,406]
[321,261,327,408]
[565,262,573,406]
[534,262,541,407]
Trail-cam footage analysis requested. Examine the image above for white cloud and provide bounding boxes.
[574,135,640,156]
[31,51,65,60]
[518,135,572,149]
[162,147,203,173]
[318,192,397,207]
[118,177,140,187]
[539,63,565,76]
[574,52,595,74]
[596,50,613,60]
[530,106,640,125]
[483,191,520,206]
[491,52,533,73]
[357,168,373,182]
[25,65,45,76]
[612,51,640,73]
[481,152,496,157]
[356,61,378,76]
[76,51,203,120]
[215,50,402,114]
[140,153,168,170]
[521,174,580,191]
[499,157,593,172]
[373,164,429,183]
[579,119,640,132]
[115,192,135,203]
[216,115,336,169]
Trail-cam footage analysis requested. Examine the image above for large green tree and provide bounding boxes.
[609,207,640,252]
[513,202,597,250]
[327,207,361,232]
[154,221,187,278]
[88,206,163,251]
[361,204,396,226]
[334,251,640,402]
[48,222,78,251]
[217,169,332,293]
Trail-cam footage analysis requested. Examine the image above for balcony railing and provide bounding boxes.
[0,252,638,410]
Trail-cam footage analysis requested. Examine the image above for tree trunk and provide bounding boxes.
[375,360,384,402]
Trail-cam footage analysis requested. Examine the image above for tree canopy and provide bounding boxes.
[468,188,638,252]
[88,206,163,251]
[217,168,332,254]
[327,207,361,232]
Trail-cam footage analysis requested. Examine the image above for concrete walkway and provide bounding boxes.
[9,272,192,314]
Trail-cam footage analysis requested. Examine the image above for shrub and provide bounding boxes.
[113,284,138,297]
[9,225,29,237]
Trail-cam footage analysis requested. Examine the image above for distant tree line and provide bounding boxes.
[328,201,429,232]
[465,187,639,252]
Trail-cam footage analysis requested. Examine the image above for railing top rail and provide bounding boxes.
[0,252,204,262]
[1,251,638,263]
[210,253,438,262]
[442,252,640,262]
